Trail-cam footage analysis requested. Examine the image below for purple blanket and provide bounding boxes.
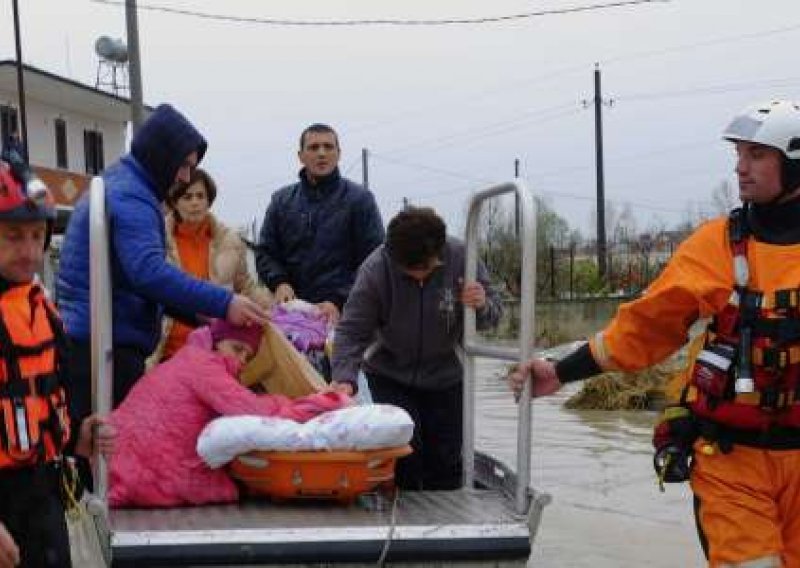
[270,305,329,353]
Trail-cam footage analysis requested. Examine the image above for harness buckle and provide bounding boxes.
[760,387,782,412]
[760,347,789,370]
[739,291,763,326]
[774,289,799,312]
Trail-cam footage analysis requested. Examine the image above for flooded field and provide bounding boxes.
[474,359,706,567]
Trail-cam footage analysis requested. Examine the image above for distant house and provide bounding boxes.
[0,60,149,206]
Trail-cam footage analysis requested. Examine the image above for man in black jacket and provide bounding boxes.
[256,124,384,325]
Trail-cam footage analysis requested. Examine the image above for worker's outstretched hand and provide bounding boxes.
[508,358,562,400]
[0,523,19,567]
[227,294,270,327]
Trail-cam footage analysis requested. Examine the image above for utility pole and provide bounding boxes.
[514,158,521,237]
[569,242,575,299]
[361,147,369,190]
[588,63,612,278]
[125,0,145,132]
[11,0,28,160]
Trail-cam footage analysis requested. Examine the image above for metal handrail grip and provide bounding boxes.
[463,180,536,516]
[89,176,113,499]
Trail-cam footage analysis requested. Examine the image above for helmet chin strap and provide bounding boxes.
[768,188,793,206]
[759,157,800,205]
[780,158,800,201]
[44,220,53,251]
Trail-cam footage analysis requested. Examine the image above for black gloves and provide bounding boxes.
[652,405,697,490]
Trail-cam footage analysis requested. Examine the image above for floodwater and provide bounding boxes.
[473,358,706,568]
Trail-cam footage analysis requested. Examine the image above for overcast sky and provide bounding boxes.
[2,0,799,238]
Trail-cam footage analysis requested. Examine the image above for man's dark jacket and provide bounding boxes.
[256,167,384,309]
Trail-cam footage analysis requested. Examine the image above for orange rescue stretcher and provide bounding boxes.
[229,445,413,503]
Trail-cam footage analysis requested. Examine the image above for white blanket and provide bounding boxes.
[197,404,414,469]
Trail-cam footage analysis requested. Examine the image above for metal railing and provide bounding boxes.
[463,180,536,515]
[89,176,113,499]
[87,174,538,516]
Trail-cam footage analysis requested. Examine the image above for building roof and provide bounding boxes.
[0,60,152,123]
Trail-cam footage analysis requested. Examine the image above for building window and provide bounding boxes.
[55,118,68,169]
[83,129,104,175]
[0,105,19,150]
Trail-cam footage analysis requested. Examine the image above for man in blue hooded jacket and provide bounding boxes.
[57,104,268,420]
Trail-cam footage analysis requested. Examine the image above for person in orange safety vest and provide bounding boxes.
[510,100,800,568]
[0,148,114,568]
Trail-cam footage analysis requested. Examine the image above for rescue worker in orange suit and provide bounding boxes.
[510,100,800,568]
[0,150,114,568]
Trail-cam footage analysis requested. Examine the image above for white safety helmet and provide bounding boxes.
[723,100,800,196]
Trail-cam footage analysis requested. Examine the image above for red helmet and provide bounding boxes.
[0,150,56,223]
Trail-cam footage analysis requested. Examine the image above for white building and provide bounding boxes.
[0,60,145,206]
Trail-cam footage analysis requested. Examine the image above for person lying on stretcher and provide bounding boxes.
[108,320,349,507]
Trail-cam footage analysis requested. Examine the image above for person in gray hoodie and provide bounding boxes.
[331,206,501,490]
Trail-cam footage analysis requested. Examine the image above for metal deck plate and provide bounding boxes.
[110,487,531,565]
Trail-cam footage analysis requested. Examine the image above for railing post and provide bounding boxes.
[463,181,537,515]
[89,176,113,499]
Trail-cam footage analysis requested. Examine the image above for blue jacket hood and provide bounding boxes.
[130,104,207,200]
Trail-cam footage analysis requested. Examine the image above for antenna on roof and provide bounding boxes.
[94,36,129,96]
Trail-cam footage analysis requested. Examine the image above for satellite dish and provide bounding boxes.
[94,36,128,64]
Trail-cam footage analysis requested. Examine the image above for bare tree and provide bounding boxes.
[711,178,738,215]
[612,202,637,243]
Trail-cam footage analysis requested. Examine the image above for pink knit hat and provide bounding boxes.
[209,320,263,353]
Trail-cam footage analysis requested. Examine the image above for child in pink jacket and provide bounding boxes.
[109,320,347,507]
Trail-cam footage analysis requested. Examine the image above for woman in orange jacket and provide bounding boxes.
[511,100,800,568]
[149,168,272,365]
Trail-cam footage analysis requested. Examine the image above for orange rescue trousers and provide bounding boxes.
[692,439,800,567]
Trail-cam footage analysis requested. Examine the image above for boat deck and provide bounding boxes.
[111,485,533,566]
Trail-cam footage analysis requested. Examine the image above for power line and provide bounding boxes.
[380,103,580,155]
[369,152,716,214]
[346,65,588,135]
[618,76,800,103]
[342,155,361,177]
[366,71,800,160]
[532,155,724,190]
[603,21,800,67]
[535,185,714,212]
[397,72,799,183]
[376,70,800,163]
[533,139,717,180]
[336,23,800,136]
[401,177,710,216]
[90,0,668,26]
[383,180,724,235]
[370,152,494,185]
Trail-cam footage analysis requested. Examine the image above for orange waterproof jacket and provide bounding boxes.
[0,282,70,468]
[590,217,732,372]
[590,214,800,431]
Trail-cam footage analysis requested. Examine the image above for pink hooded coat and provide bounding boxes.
[108,327,347,507]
